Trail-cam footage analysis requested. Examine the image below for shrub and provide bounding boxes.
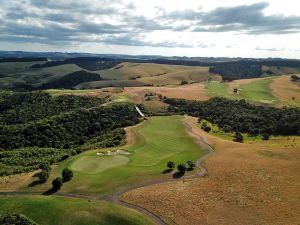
[177,164,186,173]
[0,213,37,225]
[52,177,63,190]
[38,171,50,183]
[62,168,73,182]
[233,132,244,143]
[167,161,175,169]
[187,161,196,169]
[39,162,51,172]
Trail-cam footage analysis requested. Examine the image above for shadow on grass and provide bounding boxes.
[28,180,42,187]
[42,188,59,195]
[172,171,185,179]
[28,172,42,187]
[162,168,173,174]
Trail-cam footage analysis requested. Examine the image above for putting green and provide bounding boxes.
[70,155,129,174]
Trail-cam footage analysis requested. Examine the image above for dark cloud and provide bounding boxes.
[163,2,300,34]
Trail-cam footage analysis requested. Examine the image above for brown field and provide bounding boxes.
[121,116,300,225]
[270,75,300,107]
[0,171,36,192]
[124,83,209,102]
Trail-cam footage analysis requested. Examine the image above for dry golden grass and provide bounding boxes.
[0,171,37,192]
[270,75,300,107]
[121,116,300,225]
[124,83,209,102]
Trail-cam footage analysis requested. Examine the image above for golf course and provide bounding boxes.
[16,116,207,196]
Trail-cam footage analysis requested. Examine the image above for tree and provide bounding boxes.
[233,132,244,143]
[262,133,270,140]
[38,171,49,183]
[167,161,175,169]
[39,162,51,172]
[177,164,186,173]
[62,168,73,182]
[180,80,188,85]
[52,177,63,190]
[187,161,196,169]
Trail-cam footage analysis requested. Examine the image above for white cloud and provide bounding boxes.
[0,0,299,58]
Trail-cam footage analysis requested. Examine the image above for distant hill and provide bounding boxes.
[38,70,102,89]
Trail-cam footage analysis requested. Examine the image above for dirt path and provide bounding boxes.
[0,116,214,225]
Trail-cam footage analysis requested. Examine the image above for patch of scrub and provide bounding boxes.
[70,155,129,174]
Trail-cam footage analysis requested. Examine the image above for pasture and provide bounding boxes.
[0,196,154,225]
[121,116,300,225]
[205,77,278,104]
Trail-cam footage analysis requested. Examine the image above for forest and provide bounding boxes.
[209,64,263,81]
[31,57,121,71]
[0,91,104,125]
[0,91,139,175]
[38,70,102,89]
[165,97,300,136]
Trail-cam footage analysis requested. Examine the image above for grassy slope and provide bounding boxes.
[80,63,216,88]
[0,196,155,225]
[23,116,206,195]
[205,77,277,104]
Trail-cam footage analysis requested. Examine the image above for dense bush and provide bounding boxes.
[38,70,102,89]
[62,168,73,182]
[209,63,262,81]
[0,213,37,225]
[0,147,74,176]
[52,177,63,190]
[31,57,120,71]
[0,91,104,125]
[165,97,300,136]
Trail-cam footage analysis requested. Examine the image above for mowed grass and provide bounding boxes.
[70,155,129,174]
[0,196,155,225]
[24,116,206,195]
[205,77,277,104]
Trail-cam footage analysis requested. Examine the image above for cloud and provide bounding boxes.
[164,2,300,34]
[0,0,300,50]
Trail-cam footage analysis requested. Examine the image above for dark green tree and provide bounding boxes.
[233,132,244,143]
[38,171,50,183]
[177,164,186,173]
[39,162,51,172]
[52,177,63,190]
[62,168,73,182]
[187,161,196,169]
[167,161,175,169]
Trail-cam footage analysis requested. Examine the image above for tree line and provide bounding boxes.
[165,97,300,136]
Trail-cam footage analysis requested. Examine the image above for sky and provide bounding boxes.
[0,0,300,58]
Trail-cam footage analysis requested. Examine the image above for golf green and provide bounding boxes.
[70,155,129,174]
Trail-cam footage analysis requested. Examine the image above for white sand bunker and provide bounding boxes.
[107,150,131,156]
[96,150,130,156]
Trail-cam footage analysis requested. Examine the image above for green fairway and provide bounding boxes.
[25,116,206,195]
[70,155,129,174]
[0,196,155,225]
[205,77,277,104]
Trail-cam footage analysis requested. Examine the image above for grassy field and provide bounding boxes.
[205,77,278,104]
[0,196,155,225]
[198,119,261,142]
[23,116,206,195]
[121,116,300,225]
